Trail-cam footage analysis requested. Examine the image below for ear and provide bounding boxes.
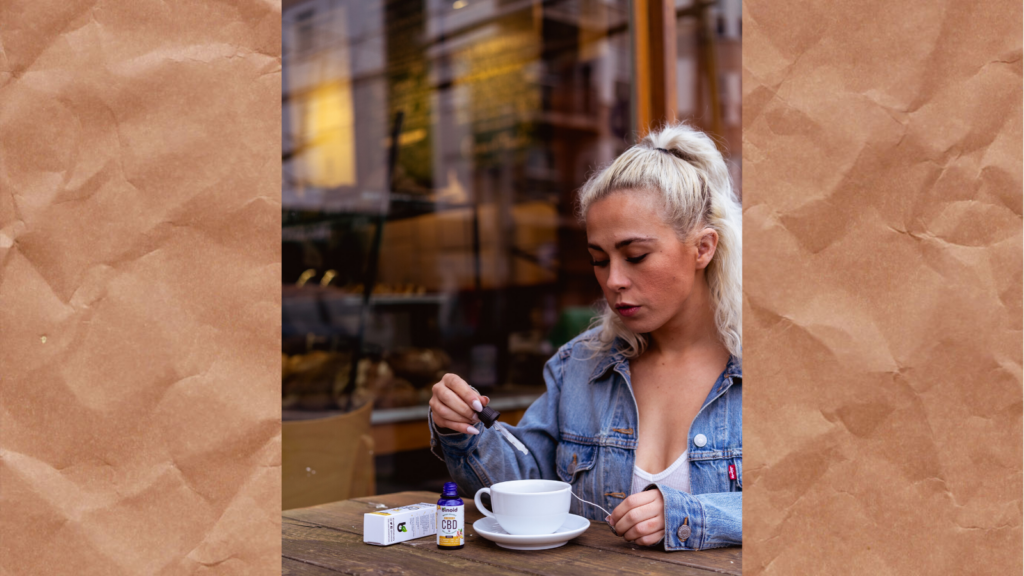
[695,228,719,269]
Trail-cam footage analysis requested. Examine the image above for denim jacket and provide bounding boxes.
[428,328,742,551]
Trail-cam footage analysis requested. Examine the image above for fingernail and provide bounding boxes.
[605,515,617,535]
[465,424,480,435]
[471,399,483,412]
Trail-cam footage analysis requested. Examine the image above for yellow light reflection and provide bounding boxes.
[304,82,356,188]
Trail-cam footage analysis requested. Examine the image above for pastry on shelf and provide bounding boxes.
[337,283,429,297]
[282,350,352,410]
[386,347,452,388]
[347,357,390,405]
[282,319,447,412]
[350,360,421,409]
[371,378,420,409]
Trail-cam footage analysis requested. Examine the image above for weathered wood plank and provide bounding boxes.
[402,530,725,576]
[286,517,328,530]
[286,517,719,576]
[572,530,741,575]
[367,492,740,574]
[284,519,529,576]
[284,492,741,575]
[408,537,721,576]
[282,557,346,575]
[284,500,376,535]
[351,492,439,511]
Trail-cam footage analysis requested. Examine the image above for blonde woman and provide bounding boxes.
[428,122,742,550]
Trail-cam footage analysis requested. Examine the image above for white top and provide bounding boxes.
[631,450,690,495]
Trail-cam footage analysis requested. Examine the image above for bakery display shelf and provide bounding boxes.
[342,293,450,306]
[283,290,450,306]
[282,195,474,229]
[370,392,541,425]
[282,390,544,425]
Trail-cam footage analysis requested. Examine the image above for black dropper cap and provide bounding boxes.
[477,405,501,428]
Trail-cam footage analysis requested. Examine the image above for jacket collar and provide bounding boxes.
[588,338,742,386]
[724,354,743,380]
[589,338,629,383]
[716,354,743,394]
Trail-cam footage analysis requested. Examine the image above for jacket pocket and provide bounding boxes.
[556,441,596,485]
[690,448,742,493]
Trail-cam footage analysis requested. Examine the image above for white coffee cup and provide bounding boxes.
[474,479,571,535]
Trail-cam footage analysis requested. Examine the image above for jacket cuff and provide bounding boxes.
[645,483,742,550]
[428,406,482,461]
[644,483,706,551]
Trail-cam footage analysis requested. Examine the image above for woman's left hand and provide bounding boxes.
[607,489,665,546]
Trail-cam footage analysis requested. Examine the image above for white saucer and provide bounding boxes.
[472,514,590,550]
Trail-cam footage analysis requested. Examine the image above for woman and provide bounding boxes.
[427,122,742,551]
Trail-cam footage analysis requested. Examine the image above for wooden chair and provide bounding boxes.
[282,400,375,510]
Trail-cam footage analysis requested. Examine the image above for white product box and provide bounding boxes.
[362,503,437,546]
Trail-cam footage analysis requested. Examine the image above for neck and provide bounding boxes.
[645,272,727,361]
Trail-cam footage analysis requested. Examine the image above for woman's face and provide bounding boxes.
[585,189,716,335]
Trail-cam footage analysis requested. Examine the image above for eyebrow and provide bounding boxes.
[587,237,656,252]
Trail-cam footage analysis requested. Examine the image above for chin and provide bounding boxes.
[619,315,659,334]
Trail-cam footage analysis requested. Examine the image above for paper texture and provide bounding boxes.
[742,0,1022,573]
[0,1,282,573]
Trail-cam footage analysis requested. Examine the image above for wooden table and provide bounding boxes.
[283,491,741,575]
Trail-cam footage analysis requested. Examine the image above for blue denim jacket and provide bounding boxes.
[428,328,742,551]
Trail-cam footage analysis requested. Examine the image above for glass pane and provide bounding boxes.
[282,0,632,428]
[676,0,742,199]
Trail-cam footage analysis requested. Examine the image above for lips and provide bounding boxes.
[615,304,640,317]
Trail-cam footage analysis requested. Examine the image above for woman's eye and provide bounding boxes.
[626,254,649,264]
[590,259,609,267]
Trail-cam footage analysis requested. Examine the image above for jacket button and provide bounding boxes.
[693,434,707,447]
[677,523,691,541]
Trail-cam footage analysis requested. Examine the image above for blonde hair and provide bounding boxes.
[575,122,742,359]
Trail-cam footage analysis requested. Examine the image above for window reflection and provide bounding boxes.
[280,0,740,428]
[283,0,636,418]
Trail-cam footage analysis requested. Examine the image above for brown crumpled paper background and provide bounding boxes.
[742,0,1022,574]
[0,0,282,573]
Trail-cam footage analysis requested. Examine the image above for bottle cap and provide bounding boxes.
[477,405,501,428]
[442,482,459,497]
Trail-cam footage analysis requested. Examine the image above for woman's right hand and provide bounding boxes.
[429,373,490,435]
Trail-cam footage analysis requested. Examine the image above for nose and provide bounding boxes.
[605,260,630,291]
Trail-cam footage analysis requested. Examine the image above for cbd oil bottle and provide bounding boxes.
[436,482,464,550]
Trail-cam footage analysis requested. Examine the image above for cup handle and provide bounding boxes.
[474,487,494,519]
